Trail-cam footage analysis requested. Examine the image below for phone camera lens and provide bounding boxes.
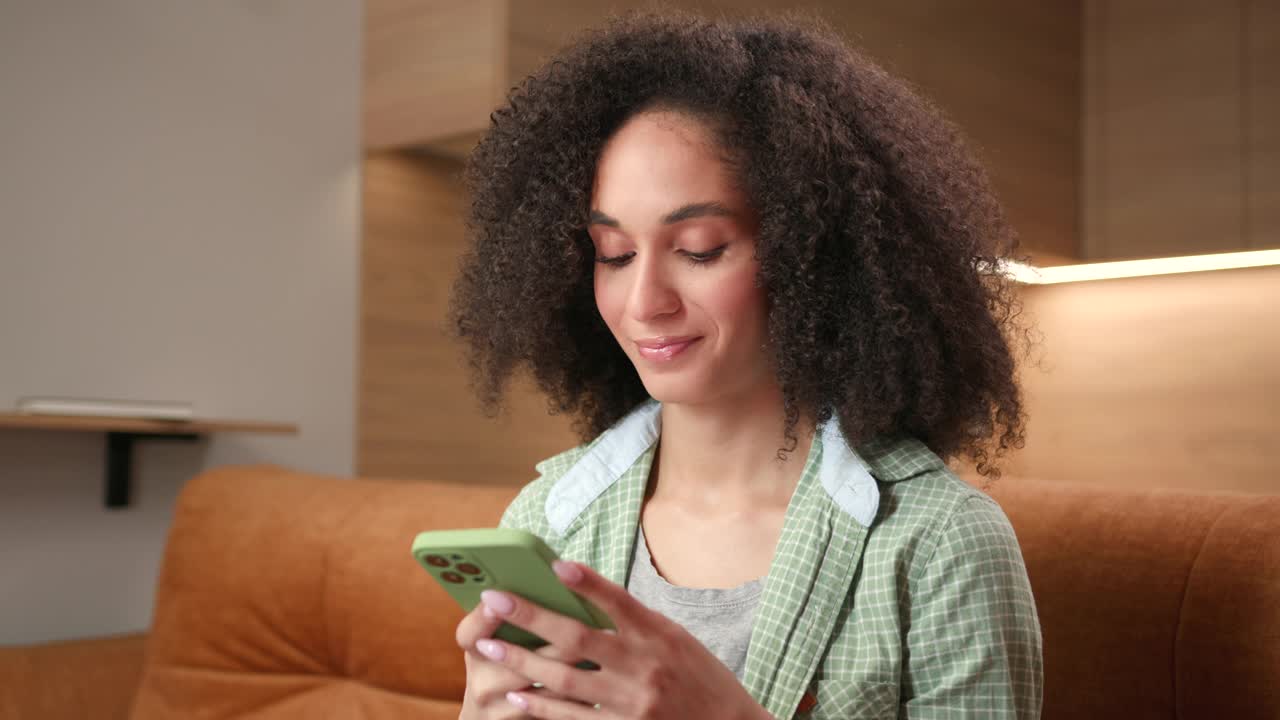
[450,554,464,560]
[425,554,450,567]
[442,571,465,584]
[456,562,481,575]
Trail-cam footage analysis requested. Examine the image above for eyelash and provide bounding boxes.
[595,245,728,269]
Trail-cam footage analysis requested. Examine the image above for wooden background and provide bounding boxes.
[1007,265,1280,494]
[359,0,1279,494]
[1083,0,1279,260]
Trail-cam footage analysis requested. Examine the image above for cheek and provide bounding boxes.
[593,270,625,334]
[704,265,767,331]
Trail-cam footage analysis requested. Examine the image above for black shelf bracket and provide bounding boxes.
[105,431,200,508]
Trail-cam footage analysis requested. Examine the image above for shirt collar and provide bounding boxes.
[544,400,939,534]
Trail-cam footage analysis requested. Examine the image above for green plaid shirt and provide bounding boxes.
[500,401,1042,719]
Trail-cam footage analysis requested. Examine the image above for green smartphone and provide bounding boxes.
[411,528,615,649]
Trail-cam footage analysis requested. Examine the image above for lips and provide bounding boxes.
[634,336,701,361]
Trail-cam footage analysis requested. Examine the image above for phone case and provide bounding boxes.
[411,528,615,649]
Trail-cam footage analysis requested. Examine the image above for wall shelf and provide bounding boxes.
[0,414,298,509]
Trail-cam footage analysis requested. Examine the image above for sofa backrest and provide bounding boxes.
[130,465,1279,719]
[130,465,518,719]
[985,477,1280,720]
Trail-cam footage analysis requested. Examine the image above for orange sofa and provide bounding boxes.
[2,465,1277,719]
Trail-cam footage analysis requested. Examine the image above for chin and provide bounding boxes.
[636,372,719,407]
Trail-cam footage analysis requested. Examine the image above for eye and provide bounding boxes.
[681,244,728,265]
[595,251,635,268]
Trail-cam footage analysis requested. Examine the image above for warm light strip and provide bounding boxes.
[1001,249,1280,285]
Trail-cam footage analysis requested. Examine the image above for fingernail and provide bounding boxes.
[506,691,528,710]
[482,604,498,619]
[480,590,514,615]
[475,639,506,661]
[552,560,583,584]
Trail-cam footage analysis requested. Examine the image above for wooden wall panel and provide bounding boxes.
[359,152,576,484]
[508,0,1081,264]
[1247,0,1280,248]
[1081,0,1106,259]
[826,1,1081,266]
[1083,0,1280,260]
[363,0,507,149]
[1006,265,1280,494]
[1084,0,1244,260]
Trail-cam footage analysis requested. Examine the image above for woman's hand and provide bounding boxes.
[470,560,771,720]
[455,599,587,719]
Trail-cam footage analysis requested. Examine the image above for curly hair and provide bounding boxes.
[450,9,1030,477]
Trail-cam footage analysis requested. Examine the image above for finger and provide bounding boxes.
[533,641,585,665]
[474,638,608,709]
[460,601,588,664]
[506,688,609,719]
[465,651,553,709]
[480,589,623,668]
[550,560,652,633]
[455,601,507,651]
[523,684,572,703]
[465,633,588,690]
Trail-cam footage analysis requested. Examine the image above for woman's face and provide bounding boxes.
[589,110,772,408]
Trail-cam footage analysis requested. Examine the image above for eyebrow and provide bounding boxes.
[588,201,737,229]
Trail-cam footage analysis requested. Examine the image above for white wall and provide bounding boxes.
[0,1,361,645]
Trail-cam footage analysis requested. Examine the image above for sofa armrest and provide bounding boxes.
[0,632,147,720]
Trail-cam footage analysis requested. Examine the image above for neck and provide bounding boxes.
[649,386,816,511]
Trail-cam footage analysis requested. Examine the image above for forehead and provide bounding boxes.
[591,111,746,214]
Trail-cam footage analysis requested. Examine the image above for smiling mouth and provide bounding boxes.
[634,336,701,361]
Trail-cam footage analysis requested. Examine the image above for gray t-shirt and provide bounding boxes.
[625,523,763,680]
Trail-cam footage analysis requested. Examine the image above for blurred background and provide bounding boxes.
[0,0,1275,646]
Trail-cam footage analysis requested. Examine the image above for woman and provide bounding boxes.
[449,10,1041,720]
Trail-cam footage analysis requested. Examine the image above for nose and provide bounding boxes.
[627,252,681,322]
